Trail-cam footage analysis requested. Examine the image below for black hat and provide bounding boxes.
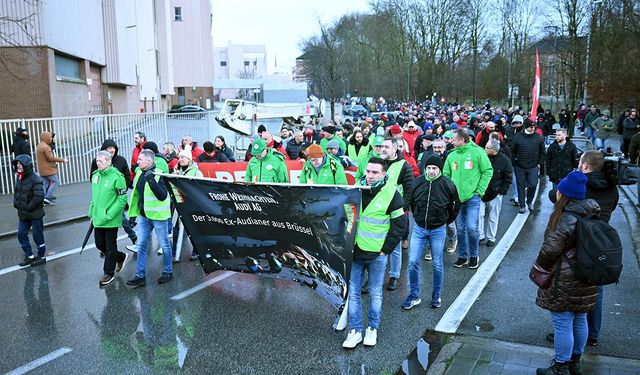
[424,154,443,170]
[322,125,337,135]
[257,124,267,134]
[422,134,436,141]
[143,141,159,154]
[15,127,28,134]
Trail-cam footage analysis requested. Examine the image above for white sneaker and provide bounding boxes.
[446,239,457,253]
[126,245,137,253]
[157,248,163,255]
[424,251,432,261]
[363,327,377,346]
[342,329,362,349]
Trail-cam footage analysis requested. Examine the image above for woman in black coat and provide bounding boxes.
[214,136,236,162]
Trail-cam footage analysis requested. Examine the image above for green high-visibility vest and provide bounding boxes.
[355,183,403,252]
[128,168,171,220]
[386,159,406,195]
[347,144,371,164]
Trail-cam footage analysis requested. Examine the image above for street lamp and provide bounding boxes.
[584,0,603,104]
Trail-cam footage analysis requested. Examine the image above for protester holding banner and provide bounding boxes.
[343,157,406,349]
[89,151,128,286]
[142,142,170,174]
[172,150,203,261]
[299,144,347,185]
[126,150,174,287]
[245,139,289,183]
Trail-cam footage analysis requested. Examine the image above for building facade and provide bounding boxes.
[213,43,267,100]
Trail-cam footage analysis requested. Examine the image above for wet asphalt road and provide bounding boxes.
[0,197,521,374]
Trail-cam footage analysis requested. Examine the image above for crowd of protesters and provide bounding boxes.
[8,97,638,369]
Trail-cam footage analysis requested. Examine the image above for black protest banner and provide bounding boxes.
[165,175,361,309]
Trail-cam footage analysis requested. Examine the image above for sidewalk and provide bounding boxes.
[0,182,91,238]
[427,335,640,375]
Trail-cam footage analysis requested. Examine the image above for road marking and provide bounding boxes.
[171,271,235,301]
[5,347,72,375]
[0,235,128,277]
[435,188,541,334]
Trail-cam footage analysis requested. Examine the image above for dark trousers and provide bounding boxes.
[18,218,45,257]
[95,227,125,276]
[121,211,137,242]
[622,138,631,158]
[514,165,539,207]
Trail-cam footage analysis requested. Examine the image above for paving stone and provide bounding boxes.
[505,352,532,366]
[451,357,478,368]
[456,345,484,360]
[478,351,496,362]
[445,364,474,375]
[499,363,530,375]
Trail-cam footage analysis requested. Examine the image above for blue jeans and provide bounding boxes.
[587,285,604,340]
[594,138,607,150]
[388,242,402,279]
[18,218,46,257]
[135,216,173,278]
[408,223,446,304]
[42,174,59,200]
[551,311,588,362]
[456,195,481,259]
[348,254,387,331]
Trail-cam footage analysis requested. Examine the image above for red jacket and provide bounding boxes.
[402,128,422,158]
[404,150,421,177]
[131,141,146,174]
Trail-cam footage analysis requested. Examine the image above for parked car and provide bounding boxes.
[348,104,367,117]
[342,104,352,115]
[169,105,206,119]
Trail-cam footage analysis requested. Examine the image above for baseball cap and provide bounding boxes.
[251,139,267,155]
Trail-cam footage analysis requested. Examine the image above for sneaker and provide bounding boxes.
[342,329,363,349]
[424,251,432,261]
[130,237,137,246]
[386,277,399,291]
[528,203,534,211]
[513,200,520,206]
[157,248,163,255]
[431,298,442,308]
[99,274,115,286]
[587,337,598,346]
[401,296,422,310]
[19,256,36,267]
[469,256,479,269]
[453,258,468,268]
[115,253,128,273]
[126,276,146,288]
[518,207,526,214]
[30,257,46,267]
[158,272,172,284]
[44,198,55,205]
[126,244,137,253]
[190,254,199,261]
[446,240,457,253]
[363,327,378,346]
[486,240,495,247]
[479,238,485,245]
[401,239,409,249]
[99,251,105,258]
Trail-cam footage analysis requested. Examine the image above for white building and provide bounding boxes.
[213,43,267,100]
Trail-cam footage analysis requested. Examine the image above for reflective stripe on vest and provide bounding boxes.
[386,159,406,195]
[355,183,395,252]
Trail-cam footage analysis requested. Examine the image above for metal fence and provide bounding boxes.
[0,111,248,195]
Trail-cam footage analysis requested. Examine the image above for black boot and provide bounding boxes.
[536,360,569,375]
[569,354,582,375]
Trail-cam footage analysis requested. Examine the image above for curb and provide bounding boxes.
[0,215,88,239]
[619,185,639,216]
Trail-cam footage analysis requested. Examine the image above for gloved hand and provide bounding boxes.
[129,217,137,228]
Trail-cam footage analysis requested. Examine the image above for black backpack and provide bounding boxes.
[566,212,623,285]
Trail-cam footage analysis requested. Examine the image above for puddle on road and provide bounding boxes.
[399,330,448,375]
[474,320,495,333]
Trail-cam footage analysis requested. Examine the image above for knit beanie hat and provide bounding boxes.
[178,150,192,161]
[143,141,159,154]
[389,124,403,135]
[424,154,443,170]
[306,144,324,159]
[558,170,588,200]
[326,139,340,150]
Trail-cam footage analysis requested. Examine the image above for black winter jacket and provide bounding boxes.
[482,152,512,202]
[11,134,30,157]
[387,151,414,211]
[585,171,619,223]
[511,131,545,169]
[217,146,236,162]
[354,182,406,261]
[285,140,308,160]
[623,116,640,140]
[406,175,460,229]
[545,141,578,183]
[90,139,132,188]
[12,155,45,221]
[503,124,522,154]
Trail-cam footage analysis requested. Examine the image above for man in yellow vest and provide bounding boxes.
[342,157,406,349]
[126,149,173,287]
[379,137,414,290]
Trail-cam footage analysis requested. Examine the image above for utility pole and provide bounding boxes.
[584,0,603,104]
[545,25,559,113]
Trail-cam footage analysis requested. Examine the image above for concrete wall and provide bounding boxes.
[102,0,138,86]
[171,0,213,88]
[0,47,51,119]
[156,0,175,95]
[48,50,92,118]
[104,85,142,114]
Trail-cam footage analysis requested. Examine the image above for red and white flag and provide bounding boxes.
[530,49,540,121]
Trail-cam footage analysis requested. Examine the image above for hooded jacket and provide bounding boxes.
[90,139,132,188]
[89,166,127,228]
[36,132,65,176]
[299,156,347,185]
[12,155,45,220]
[402,127,422,157]
[443,141,494,203]
[535,199,599,313]
[11,132,30,157]
[245,149,289,183]
[584,171,619,223]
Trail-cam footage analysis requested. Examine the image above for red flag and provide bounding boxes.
[530,49,540,121]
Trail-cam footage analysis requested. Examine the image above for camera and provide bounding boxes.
[603,153,639,185]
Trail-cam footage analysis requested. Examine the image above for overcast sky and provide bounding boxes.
[211,0,371,74]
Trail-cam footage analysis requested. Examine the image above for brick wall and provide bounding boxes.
[0,46,52,119]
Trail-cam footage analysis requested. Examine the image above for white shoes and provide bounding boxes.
[157,248,163,255]
[446,239,458,253]
[363,327,377,346]
[342,329,362,349]
[126,245,137,253]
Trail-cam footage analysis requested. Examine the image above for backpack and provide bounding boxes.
[566,212,623,285]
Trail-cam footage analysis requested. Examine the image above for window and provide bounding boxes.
[220,61,227,67]
[253,61,257,66]
[174,7,182,21]
[54,54,81,81]
[177,87,185,105]
[244,61,250,67]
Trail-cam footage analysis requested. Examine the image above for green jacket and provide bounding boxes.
[443,141,493,203]
[319,135,347,153]
[355,149,381,181]
[155,156,169,173]
[299,156,348,185]
[89,166,127,228]
[245,149,289,183]
[591,116,615,140]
